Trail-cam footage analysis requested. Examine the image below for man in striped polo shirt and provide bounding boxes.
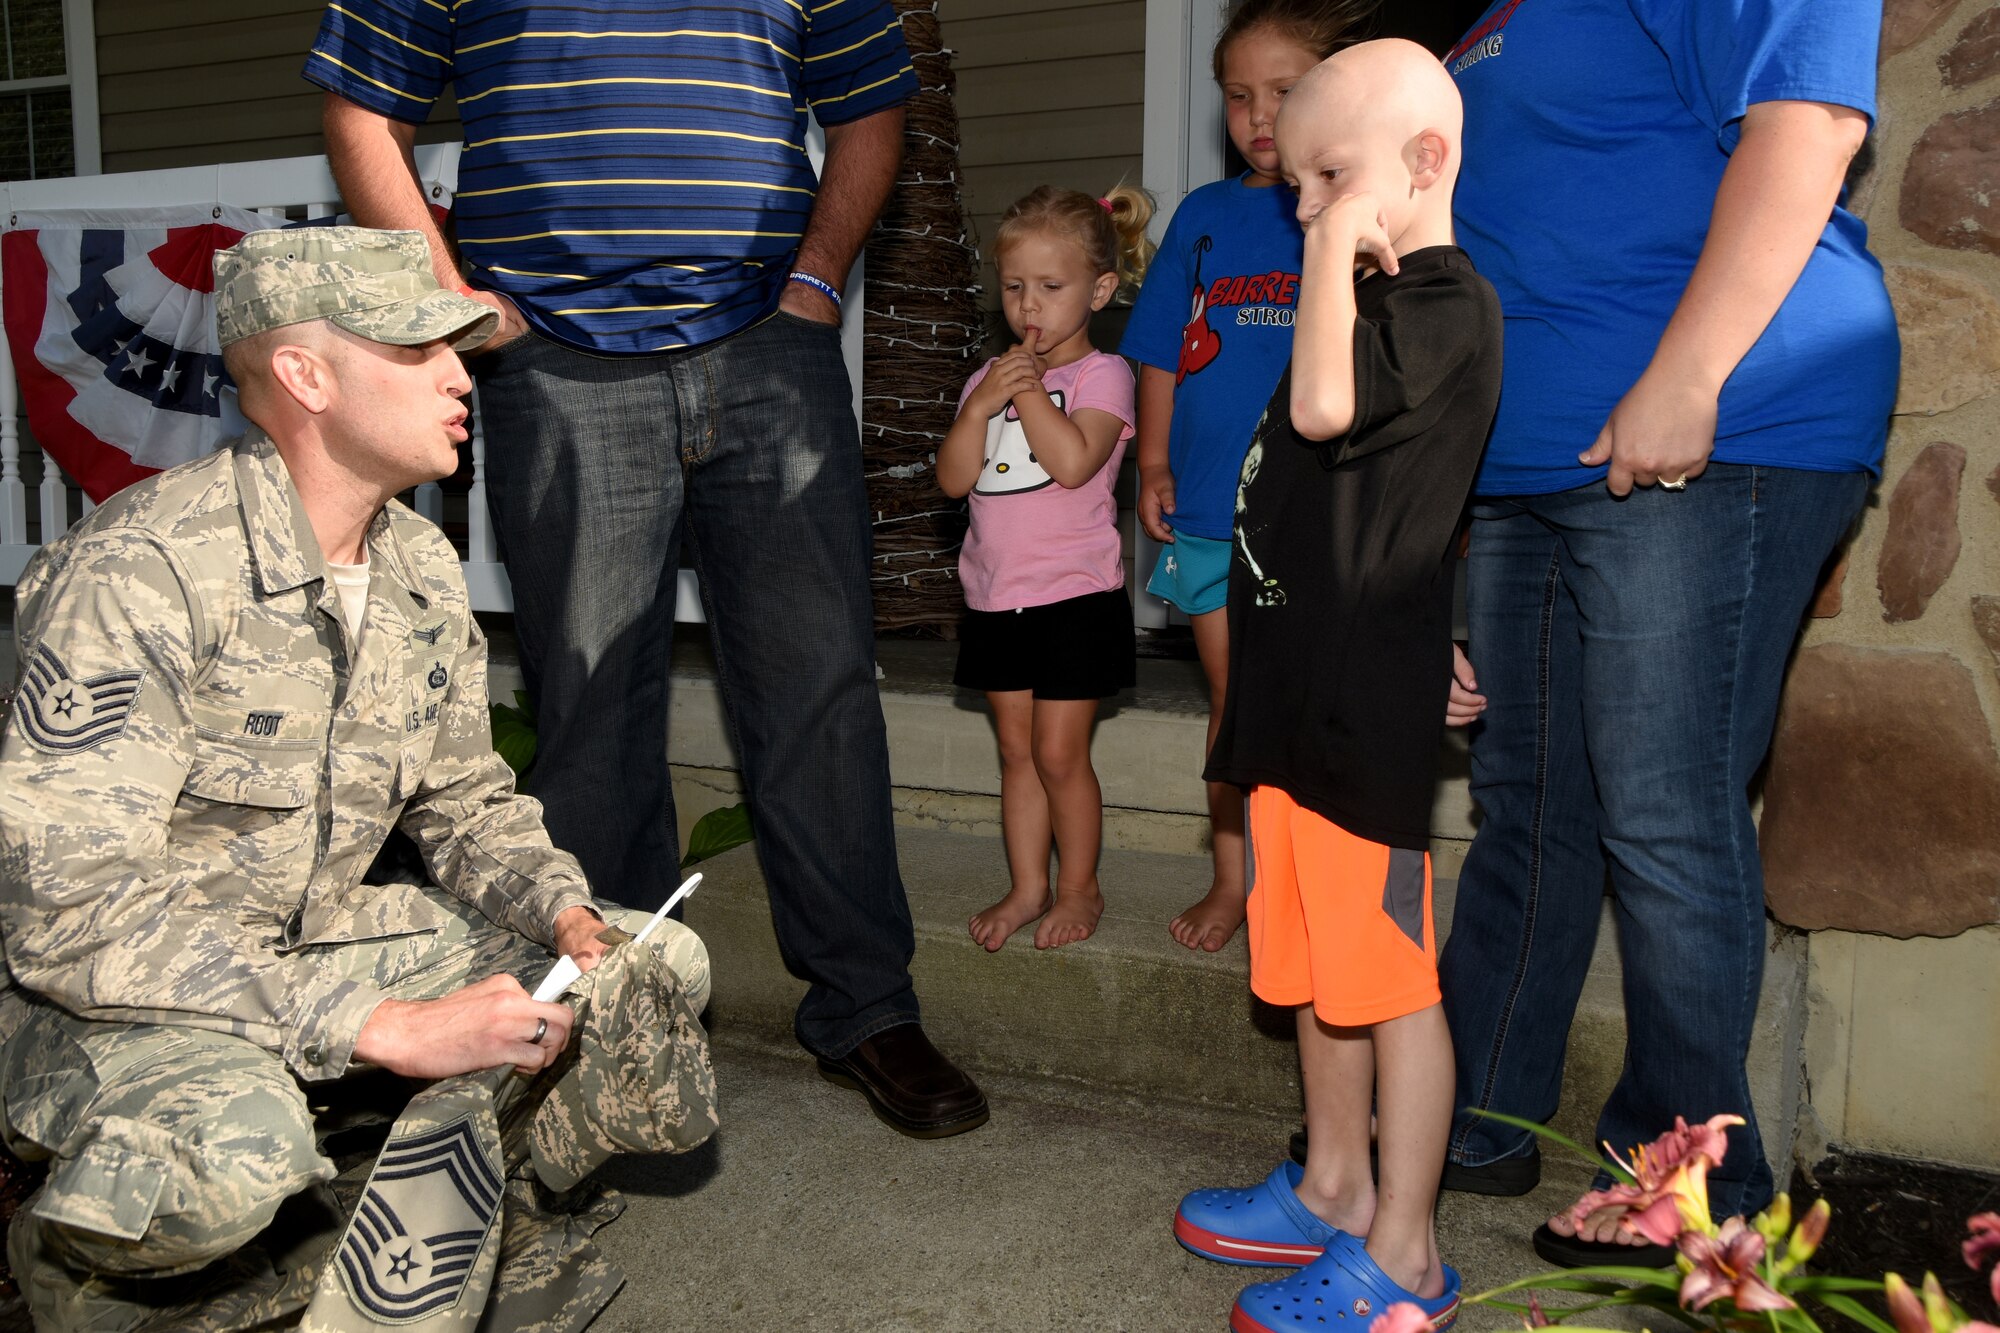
[309,0,989,1140]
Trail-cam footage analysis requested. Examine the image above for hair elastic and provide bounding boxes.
[1097,197,1114,212]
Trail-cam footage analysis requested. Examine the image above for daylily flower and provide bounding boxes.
[1368,1302,1436,1333]
[1627,1114,1743,1182]
[1966,1213,2000,1305]
[1755,1194,1794,1245]
[1925,1272,1961,1332]
[1784,1198,1832,1271]
[1678,1217,1796,1314]
[1566,1159,1715,1246]
[1566,1115,1743,1245]
[1885,1272,1995,1333]
[1885,1274,1932,1333]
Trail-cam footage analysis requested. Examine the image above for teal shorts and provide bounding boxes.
[1144,530,1233,616]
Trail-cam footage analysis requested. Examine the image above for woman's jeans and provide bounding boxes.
[474,313,919,1060]
[1439,464,1869,1216]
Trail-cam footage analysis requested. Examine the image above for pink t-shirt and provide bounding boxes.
[956,349,1136,612]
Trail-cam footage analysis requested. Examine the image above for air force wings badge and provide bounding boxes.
[15,646,145,754]
[410,622,447,648]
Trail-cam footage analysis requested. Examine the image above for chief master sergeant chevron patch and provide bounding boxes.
[331,1110,504,1325]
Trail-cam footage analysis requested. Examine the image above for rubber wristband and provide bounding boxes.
[787,270,842,309]
[455,282,479,297]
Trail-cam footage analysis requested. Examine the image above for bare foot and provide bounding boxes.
[1033,882,1104,949]
[1168,882,1246,952]
[969,884,1051,952]
[1545,1199,1650,1247]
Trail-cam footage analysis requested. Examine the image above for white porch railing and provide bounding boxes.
[0,141,866,622]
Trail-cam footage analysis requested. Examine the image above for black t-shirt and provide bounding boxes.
[1204,246,1503,849]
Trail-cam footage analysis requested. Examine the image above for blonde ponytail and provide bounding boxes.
[993,182,1158,296]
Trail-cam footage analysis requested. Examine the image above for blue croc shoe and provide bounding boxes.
[1174,1161,1347,1267]
[1231,1234,1462,1332]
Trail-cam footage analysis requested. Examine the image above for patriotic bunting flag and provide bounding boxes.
[1,205,281,503]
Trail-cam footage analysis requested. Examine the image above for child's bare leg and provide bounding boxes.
[1367,1003,1452,1299]
[1295,1006,1379,1237]
[969,690,1052,951]
[1169,607,1248,952]
[1029,697,1106,949]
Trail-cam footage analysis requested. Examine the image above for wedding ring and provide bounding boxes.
[1661,475,1689,491]
[532,1017,548,1046]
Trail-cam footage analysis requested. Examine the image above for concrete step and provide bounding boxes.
[684,824,1805,1171]
[0,612,1802,1173]
[478,630,1483,867]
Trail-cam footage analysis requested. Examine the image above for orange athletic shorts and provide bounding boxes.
[1245,785,1440,1027]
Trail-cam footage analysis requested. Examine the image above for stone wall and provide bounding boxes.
[1759,0,2000,1170]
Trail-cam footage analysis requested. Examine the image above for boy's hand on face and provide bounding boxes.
[1305,192,1400,277]
[1138,464,1178,542]
[1578,364,1719,496]
[1445,642,1487,727]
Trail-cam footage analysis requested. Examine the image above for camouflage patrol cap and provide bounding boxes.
[213,226,498,351]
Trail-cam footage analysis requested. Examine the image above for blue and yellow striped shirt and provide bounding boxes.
[304,0,916,354]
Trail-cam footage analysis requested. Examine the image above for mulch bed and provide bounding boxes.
[0,1145,42,1300]
[1794,1150,2000,1328]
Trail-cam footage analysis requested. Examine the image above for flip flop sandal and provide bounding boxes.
[1175,1161,1349,1267]
[1232,1233,1463,1332]
[1530,1221,1675,1270]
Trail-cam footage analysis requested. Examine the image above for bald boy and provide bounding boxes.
[1172,39,1502,1333]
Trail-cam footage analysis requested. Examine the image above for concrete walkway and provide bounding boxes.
[589,1037,1602,1332]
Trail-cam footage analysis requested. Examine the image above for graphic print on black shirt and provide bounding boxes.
[1234,417,1287,607]
[1205,247,1503,850]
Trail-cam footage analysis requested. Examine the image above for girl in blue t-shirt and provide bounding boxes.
[1119,0,1375,953]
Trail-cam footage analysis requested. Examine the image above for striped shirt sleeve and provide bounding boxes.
[303,0,454,125]
[802,0,917,124]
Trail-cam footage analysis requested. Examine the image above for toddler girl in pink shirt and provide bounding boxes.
[937,184,1153,951]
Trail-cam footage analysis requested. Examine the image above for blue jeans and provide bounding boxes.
[1438,464,1868,1217]
[474,312,918,1059]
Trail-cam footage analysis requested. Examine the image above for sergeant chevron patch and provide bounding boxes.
[334,1115,502,1323]
[15,646,144,754]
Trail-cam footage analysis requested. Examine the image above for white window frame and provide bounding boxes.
[0,0,99,177]
[1141,0,1226,236]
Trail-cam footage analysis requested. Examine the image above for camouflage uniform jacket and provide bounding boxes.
[0,431,594,1081]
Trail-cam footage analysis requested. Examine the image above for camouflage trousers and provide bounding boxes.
[0,890,714,1331]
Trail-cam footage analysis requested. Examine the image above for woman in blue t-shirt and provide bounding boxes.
[1435,0,1898,1268]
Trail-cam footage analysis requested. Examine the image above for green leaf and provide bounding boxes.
[1469,1269,1680,1302]
[1468,1110,1636,1182]
[490,699,537,776]
[682,803,754,868]
[1813,1293,1898,1333]
[1785,1277,1890,1296]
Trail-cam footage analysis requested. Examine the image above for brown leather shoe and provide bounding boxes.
[816,1024,990,1139]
